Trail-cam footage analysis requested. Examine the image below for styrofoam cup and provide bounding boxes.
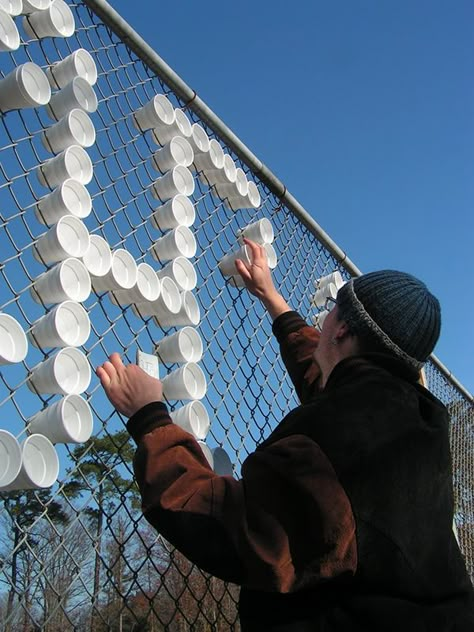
[23,0,75,39]
[219,244,251,276]
[311,282,338,308]
[314,271,344,291]
[155,290,200,327]
[0,430,22,490]
[46,48,97,89]
[151,136,194,172]
[161,362,207,400]
[0,62,50,111]
[46,76,97,121]
[42,109,95,154]
[37,145,93,187]
[81,234,112,277]
[110,262,160,305]
[28,346,91,395]
[151,195,195,231]
[152,226,197,261]
[187,123,209,155]
[1,434,59,491]
[173,108,192,137]
[312,309,330,332]
[212,446,233,476]
[134,276,181,318]
[33,215,90,264]
[170,400,209,440]
[92,249,137,293]
[21,0,51,13]
[151,107,193,145]
[194,138,225,174]
[29,300,90,348]
[197,441,214,468]
[203,152,237,187]
[246,181,261,208]
[28,394,93,443]
[156,257,197,291]
[156,327,203,364]
[237,218,274,245]
[228,275,245,289]
[0,313,28,365]
[133,93,175,131]
[0,7,20,51]
[264,243,277,270]
[0,0,23,16]
[151,165,195,201]
[32,258,91,304]
[36,179,92,225]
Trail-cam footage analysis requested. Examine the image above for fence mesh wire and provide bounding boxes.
[0,2,472,630]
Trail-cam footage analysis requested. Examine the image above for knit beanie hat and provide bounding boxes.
[336,270,441,371]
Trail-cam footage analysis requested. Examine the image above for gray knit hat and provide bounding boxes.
[336,270,441,371]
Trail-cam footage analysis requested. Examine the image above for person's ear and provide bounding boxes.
[333,319,352,342]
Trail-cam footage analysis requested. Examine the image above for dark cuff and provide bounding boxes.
[272,311,308,344]
[127,401,172,444]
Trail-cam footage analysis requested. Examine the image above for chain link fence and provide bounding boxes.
[0,1,472,630]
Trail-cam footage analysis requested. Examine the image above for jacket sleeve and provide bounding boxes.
[273,311,322,403]
[128,402,357,593]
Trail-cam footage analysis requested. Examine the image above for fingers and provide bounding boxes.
[95,365,111,387]
[235,258,251,280]
[243,238,266,263]
[109,352,124,370]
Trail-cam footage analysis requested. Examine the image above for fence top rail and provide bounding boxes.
[81,0,473,404]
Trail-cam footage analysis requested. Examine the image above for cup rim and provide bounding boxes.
[0,429,22,487]
[0,9,20,51]
[22,434,59,487]
[0,313,28,364]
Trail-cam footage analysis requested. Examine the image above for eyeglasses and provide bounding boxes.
[323,296,337,312]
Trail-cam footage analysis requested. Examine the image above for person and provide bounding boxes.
[97,239,474,631]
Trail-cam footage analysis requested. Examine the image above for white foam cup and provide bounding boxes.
[237,218,274,245]
[312,309,330,332]
[46,48,97,89]
[151,108,193,145]
[92,249,137,293]
[219,244,251,276]
[246,181,261,209]
[264,243,277,270]
[151,136,194,172]
[156,290,200,327]
[33,215,90,264]
[28,346,91,395]
[23,0,75,39]
[0,0,23,16]
[151,194,195,231]
[151,165,195,201]
[0,313,28,365]
[212,446,234,476]
[36,179,92,225]
[156,327,203,364]
[29,300,90,348]
[81,234,112,277]
[314,271,344,291]
[170,400,209,440]
[311,282,338,308]
[0,430,22,490]
[31,257,91,304]
[133,93,175,131]
[1,434,59,491]
[0,62,50,111]
[28,394,93,443]
[134,276,181,318]
[21,0,51,13]
[197,441,214,468]
[110,262,160,305]
[37,145,93,187]
[161,362,207,401]
[194,138,225,173]
[46,76,97,121]
[187,123,210,155]
[0,7,20,51]
[215,167,248,204]
[228,275,245,288]
[42,109,96,154]
[152,226,197,261]
[174,108,192,137]
[156,257,197,291]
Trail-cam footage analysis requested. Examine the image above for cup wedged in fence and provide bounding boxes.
[110,262,161,305]
[156,257,197,291]
[27,346,91,395]
[151,165,195,201]
[81,234,112,277]
[187,123,210,155]
[263,243,277,269]
[161,362,207,401]
[134,276,181,318]
[152,226,197,261]
[133,93,175,131]
[29,300,91,348]
[46,76,98,121]
[28,394,93,443]
[36,179,92,225]
[1,434,59,491]
[33,215,90,264]
[0,430,22,490]
[0,8,20,50]
[0,62,50,111]
[46,48,97,88]
[155,290,200,327]
[197,440,214,468]
[156,327,203,364]
[20,0,51,13]
[212,446,234,476]
[170,400,210,440]
[151,136,194,172]
[237,218,274,245]
[31,257,91,304]
[37,145,93,187]
[91,249,138,293]
[42,109,96,154]
[194,138,225,173]
[314,271,344,291]
[23,0,75,39]
[311,282,338,308]
[151,194,195,231]
[0,313,28,365]
[0,0,23,16]
[219,244,252,276]
[151,108,193,145]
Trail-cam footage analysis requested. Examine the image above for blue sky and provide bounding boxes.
[109,0,473,394]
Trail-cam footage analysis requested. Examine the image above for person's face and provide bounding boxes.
[312,299,340,371]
